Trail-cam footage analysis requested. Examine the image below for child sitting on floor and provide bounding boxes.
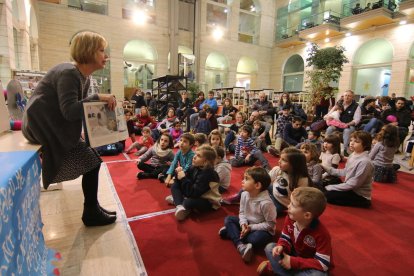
[296,130,322,154]
[322,131,374,208]
[268,147,311,213]
[300,143,323,189]
[208,129,224,148]
[230,125,270,171]
[369,124,400,183]
[169,121,184,148]
[214,146,231,193]
[163,133,195,186]
[136,133,174,179]
[165,145,221,221]
[320,134,342,186]
[195,110,211,135]
[325,103,348,129]
[219,167,276,263]
[194,133,208,149]
[257,187,332,275]
[125,126,154,156]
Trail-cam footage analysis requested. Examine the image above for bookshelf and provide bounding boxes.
[212,87,246,113]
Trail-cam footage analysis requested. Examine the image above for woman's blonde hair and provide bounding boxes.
[70,31,107,64]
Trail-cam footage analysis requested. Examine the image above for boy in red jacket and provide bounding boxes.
[257,187,333,275]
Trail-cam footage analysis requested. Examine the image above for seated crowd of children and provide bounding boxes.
[111,91,412,275]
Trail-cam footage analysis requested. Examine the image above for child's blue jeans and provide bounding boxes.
[264,243,328,276]
[224,216,273,248]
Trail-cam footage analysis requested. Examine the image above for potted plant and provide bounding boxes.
[187,82,200,101]
[305,43,349,108]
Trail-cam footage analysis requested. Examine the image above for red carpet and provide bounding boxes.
[129,207,286,276]
[106,150,414,275]
[107,161,173,217]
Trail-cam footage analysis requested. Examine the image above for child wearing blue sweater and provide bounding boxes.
[163,133,195,186]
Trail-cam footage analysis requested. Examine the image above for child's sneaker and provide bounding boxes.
[257,260,273,275]
[157,173,165,183]
[218,226,227,239]
[165,195,174,205]
[237,243,253,263]
[267,146,280,157]
[221,193,241,205]
[175,205,190,221]
[137,172,150,179]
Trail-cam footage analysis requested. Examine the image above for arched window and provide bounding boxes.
[352,38,393,97]
[236,56,258,89]
[283,54,304,92]
[239,0,261,44]
[123,39,157,93]
[205,52,229,91]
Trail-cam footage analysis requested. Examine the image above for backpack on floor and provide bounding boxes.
[95,142,124,156]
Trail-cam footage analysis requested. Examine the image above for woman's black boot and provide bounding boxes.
[99,204,117,215]
[82,204,117,227]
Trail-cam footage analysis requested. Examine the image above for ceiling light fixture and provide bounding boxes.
[212,27,224,40]
[133,9,148,25]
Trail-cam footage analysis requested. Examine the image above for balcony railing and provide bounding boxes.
[68,0,108,15]
[343,0,398,17]
[299,10,342,31]
[275,25,300,41]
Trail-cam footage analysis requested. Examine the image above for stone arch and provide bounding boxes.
[205,52,229,91]
[123,39,157,92]
[352,38,394,97]
[283,54,304,92]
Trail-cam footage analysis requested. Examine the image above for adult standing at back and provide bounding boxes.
[131,88,146,115]
[324,90,361,156]
[22,31,117,227]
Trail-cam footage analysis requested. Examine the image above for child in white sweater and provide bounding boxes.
[219,167,276,263]
[322,131,374,208]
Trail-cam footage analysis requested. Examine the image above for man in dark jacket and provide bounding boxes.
[130,88,146,115]
[381,97,411,146]
[252,92,275,123]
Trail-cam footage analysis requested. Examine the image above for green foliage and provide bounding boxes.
[187,82,200,100]
[305,43,349,106]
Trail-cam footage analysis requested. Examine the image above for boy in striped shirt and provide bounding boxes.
[230,125,270,171]
[258,187,333,275]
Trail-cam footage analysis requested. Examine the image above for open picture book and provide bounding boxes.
[83,101,128,148]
